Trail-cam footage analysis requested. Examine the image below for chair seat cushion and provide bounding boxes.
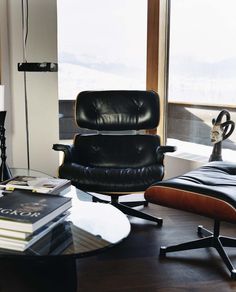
[59,163,164,193]
[144,161,236,223]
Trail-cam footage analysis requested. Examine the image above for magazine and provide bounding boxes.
[0,176,71,194]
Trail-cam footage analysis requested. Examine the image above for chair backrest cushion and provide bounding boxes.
[75,90,159,131]
[72,134,161,168]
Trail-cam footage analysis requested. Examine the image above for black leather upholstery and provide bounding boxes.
[53,90,175,224]
[147,161,236,209]
[58,134,164,192]
[72,134,161,168]
[144,161,236,278]
[76,90,159,130]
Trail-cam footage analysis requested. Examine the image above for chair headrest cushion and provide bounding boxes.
[75,90,160,131]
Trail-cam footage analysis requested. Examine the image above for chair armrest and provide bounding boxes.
[156,145,176,164]
[52,144,73,162]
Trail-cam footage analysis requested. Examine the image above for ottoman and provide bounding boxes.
[144,161,236,279]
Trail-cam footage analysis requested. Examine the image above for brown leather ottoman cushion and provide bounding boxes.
[144,161,236,223]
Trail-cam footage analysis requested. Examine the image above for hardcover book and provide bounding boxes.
[0,211,69,240]
[0,212,69,251]
[0,190,72,233]
[0,176,71,194]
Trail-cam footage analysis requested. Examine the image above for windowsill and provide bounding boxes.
[167,138,236,163]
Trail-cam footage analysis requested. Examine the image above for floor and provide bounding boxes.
[76,195,236,292]
[0,192,234,291]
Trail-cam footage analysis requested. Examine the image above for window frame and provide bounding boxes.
[146,0,169,143]
[165,0,236,153]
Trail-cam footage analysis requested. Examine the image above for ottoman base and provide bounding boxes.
[159,220,236,280]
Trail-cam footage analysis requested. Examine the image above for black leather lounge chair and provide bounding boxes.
[53,90,175,225]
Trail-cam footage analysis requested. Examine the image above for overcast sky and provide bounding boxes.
[57,0,147,65]
[170,0,236,62]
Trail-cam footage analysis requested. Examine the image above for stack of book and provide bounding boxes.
[0,176,72,252]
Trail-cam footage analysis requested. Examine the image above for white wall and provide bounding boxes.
[0,0,60,176]
[0,0,13,166]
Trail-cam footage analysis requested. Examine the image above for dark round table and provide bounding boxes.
[0,185,130,292]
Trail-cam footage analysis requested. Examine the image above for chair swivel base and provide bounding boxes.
[92,194,162,226]
[92,195,148,207]
[159,220,236,279]
[113,202,163,226]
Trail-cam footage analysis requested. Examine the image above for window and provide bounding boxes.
[57,0,148,139]
[167,0,236,159]
[57,0,147,100]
